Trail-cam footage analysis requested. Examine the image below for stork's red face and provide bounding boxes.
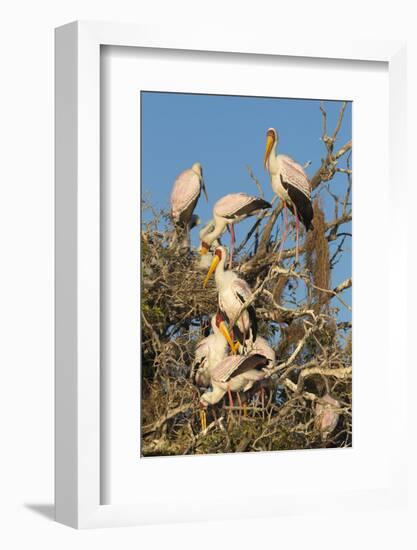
[202,247,223,288]
[215,311,225,327]
[264,128,277,169]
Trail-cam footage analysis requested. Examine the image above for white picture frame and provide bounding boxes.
[55,20,407,529]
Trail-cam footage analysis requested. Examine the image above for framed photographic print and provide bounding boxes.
[55,21,408,528]
[139,90,353,457]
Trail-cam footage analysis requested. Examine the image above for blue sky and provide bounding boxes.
[141,92,352,323]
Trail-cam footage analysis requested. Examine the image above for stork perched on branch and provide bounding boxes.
[196,219,224,271]
[264,128,313,262]
[199,192,271,267]
[193,311,236,430]
[193,311,235,387]
[203,246,257,351]
[170,162,208,250]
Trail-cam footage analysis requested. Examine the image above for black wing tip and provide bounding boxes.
[260,198,272,209]
[231,353,270,378]
[305,218,314,231]
[250,353,270,369]
[304,206,314,231]
[286,185,314,231]
[248,305,258,341]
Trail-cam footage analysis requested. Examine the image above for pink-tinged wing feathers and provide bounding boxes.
[170,169,201,220]
[278,155,311,198]
[218,277,252,322]
[210,356,246,382]
[193,340,210,384]
[193,338,211,367]
[214,193,257,217]
[250,336,276,364]
[231,278,252,302]
[315,394,340,436]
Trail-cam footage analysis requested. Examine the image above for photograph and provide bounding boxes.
[140,91,352,457]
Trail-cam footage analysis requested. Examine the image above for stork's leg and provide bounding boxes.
[227,388,234,409]
[186,224,191,254]
[259,387,266,420]
[293,204,300,263]
[278,201,289,261]
[236,392,247,419]
[229,223,235,268]
[199,408,207,432]
[227,387,234,422]
[236,392,243,423]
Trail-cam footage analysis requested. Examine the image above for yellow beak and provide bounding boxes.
[219,321,237,354]
[264,134,274,169]
[203,254,219,288]
[199,243,209,255]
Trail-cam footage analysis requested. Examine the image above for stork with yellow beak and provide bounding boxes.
[200,192,271,267]
[264,128,313,262]
[203,246,257,352]
[193,311,236,430]
[193,311,236,387]
[195,219,225,272]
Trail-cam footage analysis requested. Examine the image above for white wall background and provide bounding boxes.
[0,1,416,548]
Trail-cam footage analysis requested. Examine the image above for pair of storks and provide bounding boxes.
[170,128,314,429]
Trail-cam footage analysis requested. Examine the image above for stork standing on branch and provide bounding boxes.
[203,246,257,351]
[193,311,236,431]
[170,162,208,250]
[193,311,236,387]
[199,192,271,267]
[196,219,225,271]
[264,128,313,262]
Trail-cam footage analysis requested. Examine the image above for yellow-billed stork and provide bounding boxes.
[264,128,313,262]
[203,246,257,351]
[170,163,208,248]
[195,219,224,271]
[193,311,236,387]
[193,311,236,430]
[199,192,271,266]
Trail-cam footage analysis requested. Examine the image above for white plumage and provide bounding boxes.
[199,192,271,265]
[272,155,311,201]
[236,335,276,368]
[170,162,208,229]
[200,354,271,407]
[264,127,314,261]
[193,313,233,388]
[203,246,257,349]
